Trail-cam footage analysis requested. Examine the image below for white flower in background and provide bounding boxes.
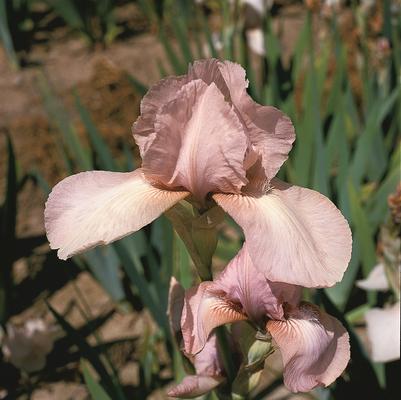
[356,263,390,291]
[245,28,265,55]
[243,0,272,55]
[197,0,272,56]
[365,303,400,363]
[243,0,273,16]
[1,319,57,373]
[357,264,401,363]
[323,0,344,7]
[320,0,343,18]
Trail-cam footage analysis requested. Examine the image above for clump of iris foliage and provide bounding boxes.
[0,1,399,399]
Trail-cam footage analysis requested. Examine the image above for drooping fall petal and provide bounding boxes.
[167,375,224,398]
[172,333,226,398]
[365,302,400,363]
[45,169,188,260]
[181,282,247,355]
[193,334,225,377]
[214,178,352,287]
[267,303,350,393]
[167,284,225,398]
[141,79,248,200]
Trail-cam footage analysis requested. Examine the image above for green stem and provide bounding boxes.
[168,202,236,396]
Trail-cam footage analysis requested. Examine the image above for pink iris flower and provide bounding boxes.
[179,245,350,393]
[45,59,351,287]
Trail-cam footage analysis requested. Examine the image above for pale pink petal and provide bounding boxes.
[45,169,188,260]
[168,333,225,398]
[168,329,225,397]
[213,178,352,287]
[214,244,301,322]
[181,282,247,355]
[188,59,239,100]
[239,100,295,181]
[142,79,248,200]
[218,60,295,180]
[357,263,390,291]
[167,375,224,398]
[193,334,224,376]
[267,303,350,393]
[167,277,185,342]
[189,59,295,180]
[365,302,400,363]
[132,75,187,158]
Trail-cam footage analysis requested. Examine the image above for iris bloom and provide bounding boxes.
[180,245,350,393]
[45,59,351,287]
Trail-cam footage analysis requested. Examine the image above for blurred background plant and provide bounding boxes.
[0,0,400,399]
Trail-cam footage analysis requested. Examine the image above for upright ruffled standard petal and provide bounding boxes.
[214,179,352,287]
[189,59,295,181]
[132,75,187,158]
[365,302,400,363]
[142,79,248,200]
[188,59,248,104]
[181,282,247,355]
[267,303,350,393]
[239,99,295,181]
[213,245,301,322]
[45,169,188,260]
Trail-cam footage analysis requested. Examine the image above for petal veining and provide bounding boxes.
[142,79,248,200]
[188,59,249,104]
[45,169,188,259]
[267,303,350,393]
[181,282,247,355]
[213,178,352,287]
[189,59,295,180]
[213,244,301,322]
[239,98,295,181]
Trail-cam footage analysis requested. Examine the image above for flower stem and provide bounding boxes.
[168,202,236,396]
